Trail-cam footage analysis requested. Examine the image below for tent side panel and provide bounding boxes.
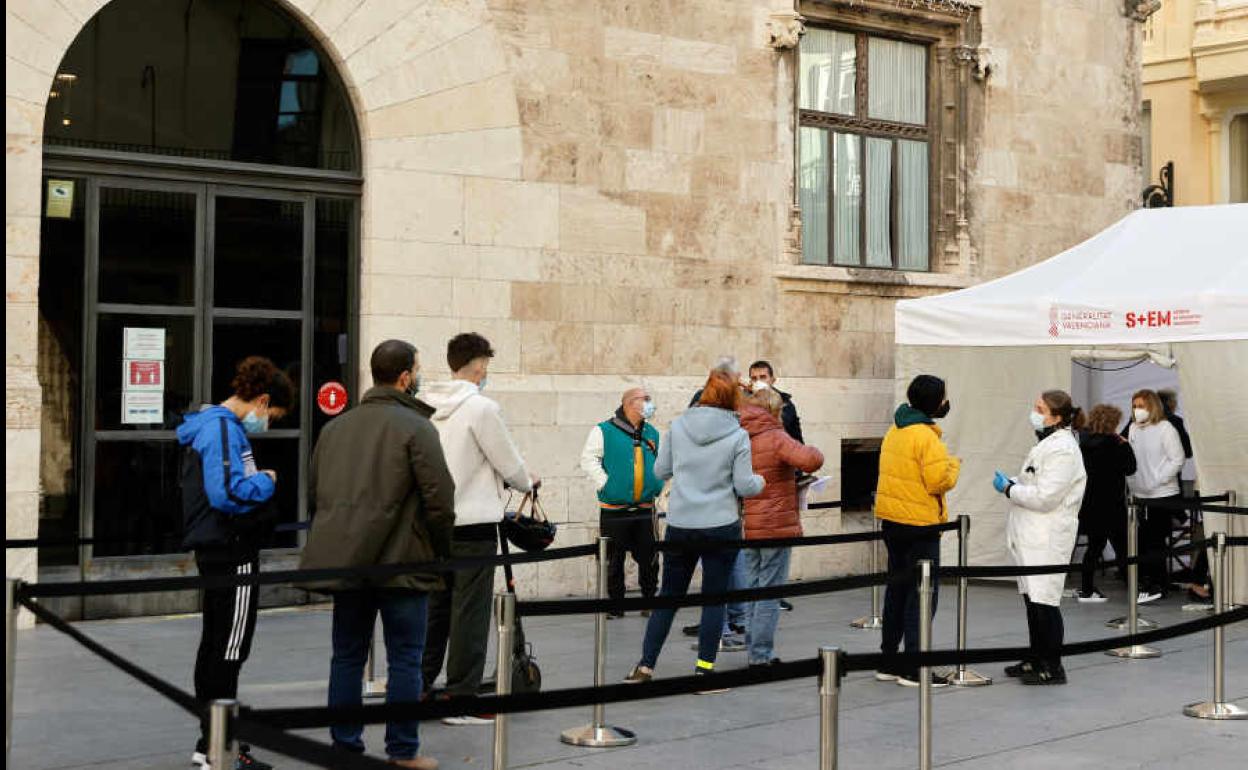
[1176,340,1248,605]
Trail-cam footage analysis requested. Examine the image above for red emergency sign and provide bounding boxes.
[317,381,348,416]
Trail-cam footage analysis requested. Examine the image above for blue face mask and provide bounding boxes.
[641,400,656,420]
[242,409,269,435]
[478,377,488,392]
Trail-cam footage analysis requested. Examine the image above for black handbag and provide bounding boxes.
[498,531,542,694]
[501,490,557,552]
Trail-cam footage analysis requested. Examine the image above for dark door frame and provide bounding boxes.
[42,147,361,577]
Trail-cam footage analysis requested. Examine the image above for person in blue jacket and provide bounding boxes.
[177,356,294,770]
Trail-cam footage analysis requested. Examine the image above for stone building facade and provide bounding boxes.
[6,0,1146,615]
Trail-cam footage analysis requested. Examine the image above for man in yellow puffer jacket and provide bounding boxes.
[873,374,960,688]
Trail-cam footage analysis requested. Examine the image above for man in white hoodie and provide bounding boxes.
[420,333,537,725]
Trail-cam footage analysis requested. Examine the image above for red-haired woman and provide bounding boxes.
[625,370,764,687]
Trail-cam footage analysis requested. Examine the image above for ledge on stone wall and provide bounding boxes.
[775,263,978,296]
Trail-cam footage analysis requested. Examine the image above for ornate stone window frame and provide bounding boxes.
[783,0,982,289]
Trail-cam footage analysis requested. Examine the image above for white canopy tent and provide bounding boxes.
[895,204,1248,603]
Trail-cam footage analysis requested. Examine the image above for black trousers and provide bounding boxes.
[599,507,659,604]
[1023,594,1064,670]
[1080,525,1127,595]
[1140,497,1181,593]
[193,551,260,751]
[422,528,498,696]
[880,521,940,676]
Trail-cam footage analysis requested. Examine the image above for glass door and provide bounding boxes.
[85,179,204,557]
[206,189,313,548]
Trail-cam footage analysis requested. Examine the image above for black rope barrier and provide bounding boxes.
[942,539,1214,580]
[1131,494,1231,511]
[244,607,1247,730]
[516,567,914,617]
[5,521,312,550]
[1228,536,1248,547]
[18,543,598,600]
[232,716,396,770]
[1198,504,1248,516]
[655,519,957,553]
[841,606,1248,673]
[17,596,202,717]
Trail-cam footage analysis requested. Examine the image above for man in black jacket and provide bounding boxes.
[747,360,804,444]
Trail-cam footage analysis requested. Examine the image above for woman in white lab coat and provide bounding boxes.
[992,390,1088,685]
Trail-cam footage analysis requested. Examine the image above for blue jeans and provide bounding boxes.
[330,590,428,760]
[724,550,748,632]
[640,522,740,670]
[743,547,791,665]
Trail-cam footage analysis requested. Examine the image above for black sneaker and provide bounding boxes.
[1004,661,1035,678]
[728,622,746,636]
[1021,665,1067,686]
[606,610,625,620]
[778,600,794,612]
[681,623,700,637]
[235,745,273,770]
[694,668,730,695]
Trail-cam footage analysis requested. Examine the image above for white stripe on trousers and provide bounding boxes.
[225,563,251,661]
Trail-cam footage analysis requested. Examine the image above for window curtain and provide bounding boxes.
[1230,114,1248,203]
[800,28,856,115]
[865,137,892,267]
[868,37,926,125]
[799,127,829,264]
[833,132,861,265]
[897,140,929,269]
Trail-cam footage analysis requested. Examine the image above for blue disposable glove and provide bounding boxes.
[992,471,1012,495]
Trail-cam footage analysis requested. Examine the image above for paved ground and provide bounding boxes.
[11,578,1247,769]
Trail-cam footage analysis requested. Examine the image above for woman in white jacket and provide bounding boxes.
[1125,388,1186,600]
[992,390,1087,685]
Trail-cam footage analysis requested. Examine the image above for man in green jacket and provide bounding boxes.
[579,387,663,617]
[301,339,455,770]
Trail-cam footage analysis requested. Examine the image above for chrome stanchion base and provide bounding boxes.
[560,724,638,747]
[850,615,883,630]
[1105,615,1158,630]
[363,678,387,699]
[946,668,993,687]
[1106,644,1162,659]
[1182,701,1248,720]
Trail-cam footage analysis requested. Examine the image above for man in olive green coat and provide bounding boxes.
[301,339,454,770]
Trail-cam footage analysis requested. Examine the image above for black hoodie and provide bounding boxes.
[1077,432,1137,532]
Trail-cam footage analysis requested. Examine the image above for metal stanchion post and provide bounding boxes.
[1107,501,1159,632]
[947,516,991,687]
[207,699,238,770]
[818,646,841,770]
[1108,502,1162,658]
[6,578,19,766]
[561,537,636,747]
[851,516,884,630]
[1183,533,1247,719]
[918,560,934,770]
[1225,491,1241,610]
[493,592,515,770]
[363,636,386,699]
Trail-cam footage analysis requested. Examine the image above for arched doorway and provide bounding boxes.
[37,0,361,612]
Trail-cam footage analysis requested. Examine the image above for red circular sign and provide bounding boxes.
[317,381,348,416]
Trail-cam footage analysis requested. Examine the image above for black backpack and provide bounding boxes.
[498,531,542,694]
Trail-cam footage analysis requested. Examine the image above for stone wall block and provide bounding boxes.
[660,36,737,75]
[489,390,557,427]
[453,278,511,320]
[521,321,595,374]
[367,240,479,280]
[465,178,559,249]
[7,0,81,50]
[366,73,520,138]
[476,245,543,282]
[591,323,674,374]
[458,317,522,374]
[624,149,691,195]
[559,187,647,254]
[366,169,464,243]
[368,129,523,179]
[6,255,38,302]
[604,26,663,63]
[363,274,454,317]
[653,107,705,154]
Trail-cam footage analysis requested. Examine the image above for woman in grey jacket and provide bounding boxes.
[625,371,765,685]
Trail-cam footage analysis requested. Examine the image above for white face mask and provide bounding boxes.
[1028,411,1047,431]
[641,400,656,420]
[1133,408,1150,424]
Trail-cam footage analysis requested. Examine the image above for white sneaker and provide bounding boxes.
[875,671,899,682]
[896,672,950,688]
[1138,590,1163,604]
[190,752,210,769]
[441,714,494,726]
[1077,589,1108,603]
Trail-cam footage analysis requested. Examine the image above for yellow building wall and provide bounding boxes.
[1143,0,1248,205]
